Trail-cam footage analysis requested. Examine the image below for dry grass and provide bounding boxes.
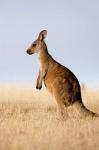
[0,86,99,150]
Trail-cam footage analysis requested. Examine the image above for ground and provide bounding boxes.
[0,86,99,150]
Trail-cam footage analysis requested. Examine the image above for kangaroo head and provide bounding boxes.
[26,30,47,55]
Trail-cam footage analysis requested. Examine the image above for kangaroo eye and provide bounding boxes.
[33,43,36,47]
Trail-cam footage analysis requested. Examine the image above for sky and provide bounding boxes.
[0,0,99,87]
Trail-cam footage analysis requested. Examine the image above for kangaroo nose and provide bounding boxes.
[26,49,31,54]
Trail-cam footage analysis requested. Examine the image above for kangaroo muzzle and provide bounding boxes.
[26,49,34,55]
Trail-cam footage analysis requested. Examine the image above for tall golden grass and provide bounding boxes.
[0,86,99,150]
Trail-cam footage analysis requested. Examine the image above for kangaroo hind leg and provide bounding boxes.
[53,87,72,117]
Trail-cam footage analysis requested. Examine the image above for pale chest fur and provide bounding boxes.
[38,59,43,72]
[37,52,49,72]
[37,52,43,72]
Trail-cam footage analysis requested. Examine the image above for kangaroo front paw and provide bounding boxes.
[36,84,42,90]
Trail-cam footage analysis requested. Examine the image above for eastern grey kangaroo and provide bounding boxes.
[26,30,93,116]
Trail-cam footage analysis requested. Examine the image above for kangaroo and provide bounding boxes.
[26,30,94,116]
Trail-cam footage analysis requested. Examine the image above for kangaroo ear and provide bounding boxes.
[38,30,47,41]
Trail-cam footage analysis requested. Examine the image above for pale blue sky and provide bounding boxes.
[0,0,99,87]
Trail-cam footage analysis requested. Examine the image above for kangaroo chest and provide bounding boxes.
[38,59,49,79]
[38,60,43,72]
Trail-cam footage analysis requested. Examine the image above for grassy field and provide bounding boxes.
[0,86,99,150]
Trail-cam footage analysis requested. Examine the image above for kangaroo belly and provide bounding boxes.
[43,60,82,102]
[44,75,53,93]
[44,70,82,103]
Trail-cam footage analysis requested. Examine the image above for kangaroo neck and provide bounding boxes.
[37,48,49,71]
